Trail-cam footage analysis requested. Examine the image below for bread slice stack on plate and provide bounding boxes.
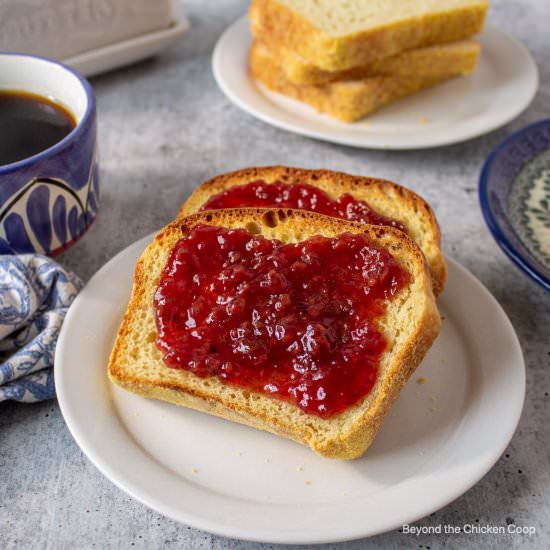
[109,166,446,459]
[248,0,489,121]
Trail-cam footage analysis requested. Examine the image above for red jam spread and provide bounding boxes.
[154,225,409,418]
[200,181,407,233]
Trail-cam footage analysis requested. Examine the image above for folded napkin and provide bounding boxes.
[0,255,82,403]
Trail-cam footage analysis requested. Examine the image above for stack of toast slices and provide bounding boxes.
[109,167,446,459]
[248,0,489,121]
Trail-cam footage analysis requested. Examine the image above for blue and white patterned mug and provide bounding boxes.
[0,53,99,256]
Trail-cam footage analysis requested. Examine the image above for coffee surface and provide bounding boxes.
[0,90,76,166]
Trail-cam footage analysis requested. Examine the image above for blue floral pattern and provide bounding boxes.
[508,149,550,267]
[480,119,550,290]
[0,105,98,256]
[0,155,99,256]
[0,254,82,402]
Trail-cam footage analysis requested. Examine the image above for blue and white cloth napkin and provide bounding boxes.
[0,255,82,403]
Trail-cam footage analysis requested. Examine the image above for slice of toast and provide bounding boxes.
[255,37,480,86]
[249,41,470,122]
[109,209,441,460]
[178,166,447,296]
[249,0,488,71]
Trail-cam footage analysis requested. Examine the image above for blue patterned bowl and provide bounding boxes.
[480,119,550,291]
[0,53,99,256]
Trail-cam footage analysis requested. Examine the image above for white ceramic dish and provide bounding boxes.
[62,16,189,78]
[212,17,538,149]
[55,234,525,544]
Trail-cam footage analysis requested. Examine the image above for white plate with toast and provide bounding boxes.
[212,17,538,150]
[56,233,525,544]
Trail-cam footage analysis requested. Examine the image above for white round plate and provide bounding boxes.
[56,234,525,544]
[212,17,538,149]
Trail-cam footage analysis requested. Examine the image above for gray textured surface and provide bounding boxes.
[1,0,549,548]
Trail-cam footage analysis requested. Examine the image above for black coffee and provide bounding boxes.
[0,90,76,165]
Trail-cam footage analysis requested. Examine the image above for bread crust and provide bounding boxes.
[254,34,480,86]
[248,40,462,122]
[178,166,447,296]
[249,0,488,71]
[109,209,441,459]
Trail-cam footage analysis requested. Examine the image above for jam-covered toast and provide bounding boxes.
[178,166,447,295]
[108,209,440,459]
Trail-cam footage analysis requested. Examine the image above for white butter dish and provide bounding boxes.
[0,0,188,77]
[63,14,188,77]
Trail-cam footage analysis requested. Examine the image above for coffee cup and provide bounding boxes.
[0,53,99,255]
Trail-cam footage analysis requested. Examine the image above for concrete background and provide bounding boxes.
[1,0,549,548]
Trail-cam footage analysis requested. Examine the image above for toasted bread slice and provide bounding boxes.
[178,166,447,296]
[249,0,488,71]
[249,41,470,122]
[256,37,480,86]
[109,209,441,459]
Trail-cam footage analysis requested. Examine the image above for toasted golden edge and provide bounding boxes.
[108,208,441,459]
[249,0,488,70]
[256,34,480,85]
[249,40,464,122]
[177,166,447,296]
